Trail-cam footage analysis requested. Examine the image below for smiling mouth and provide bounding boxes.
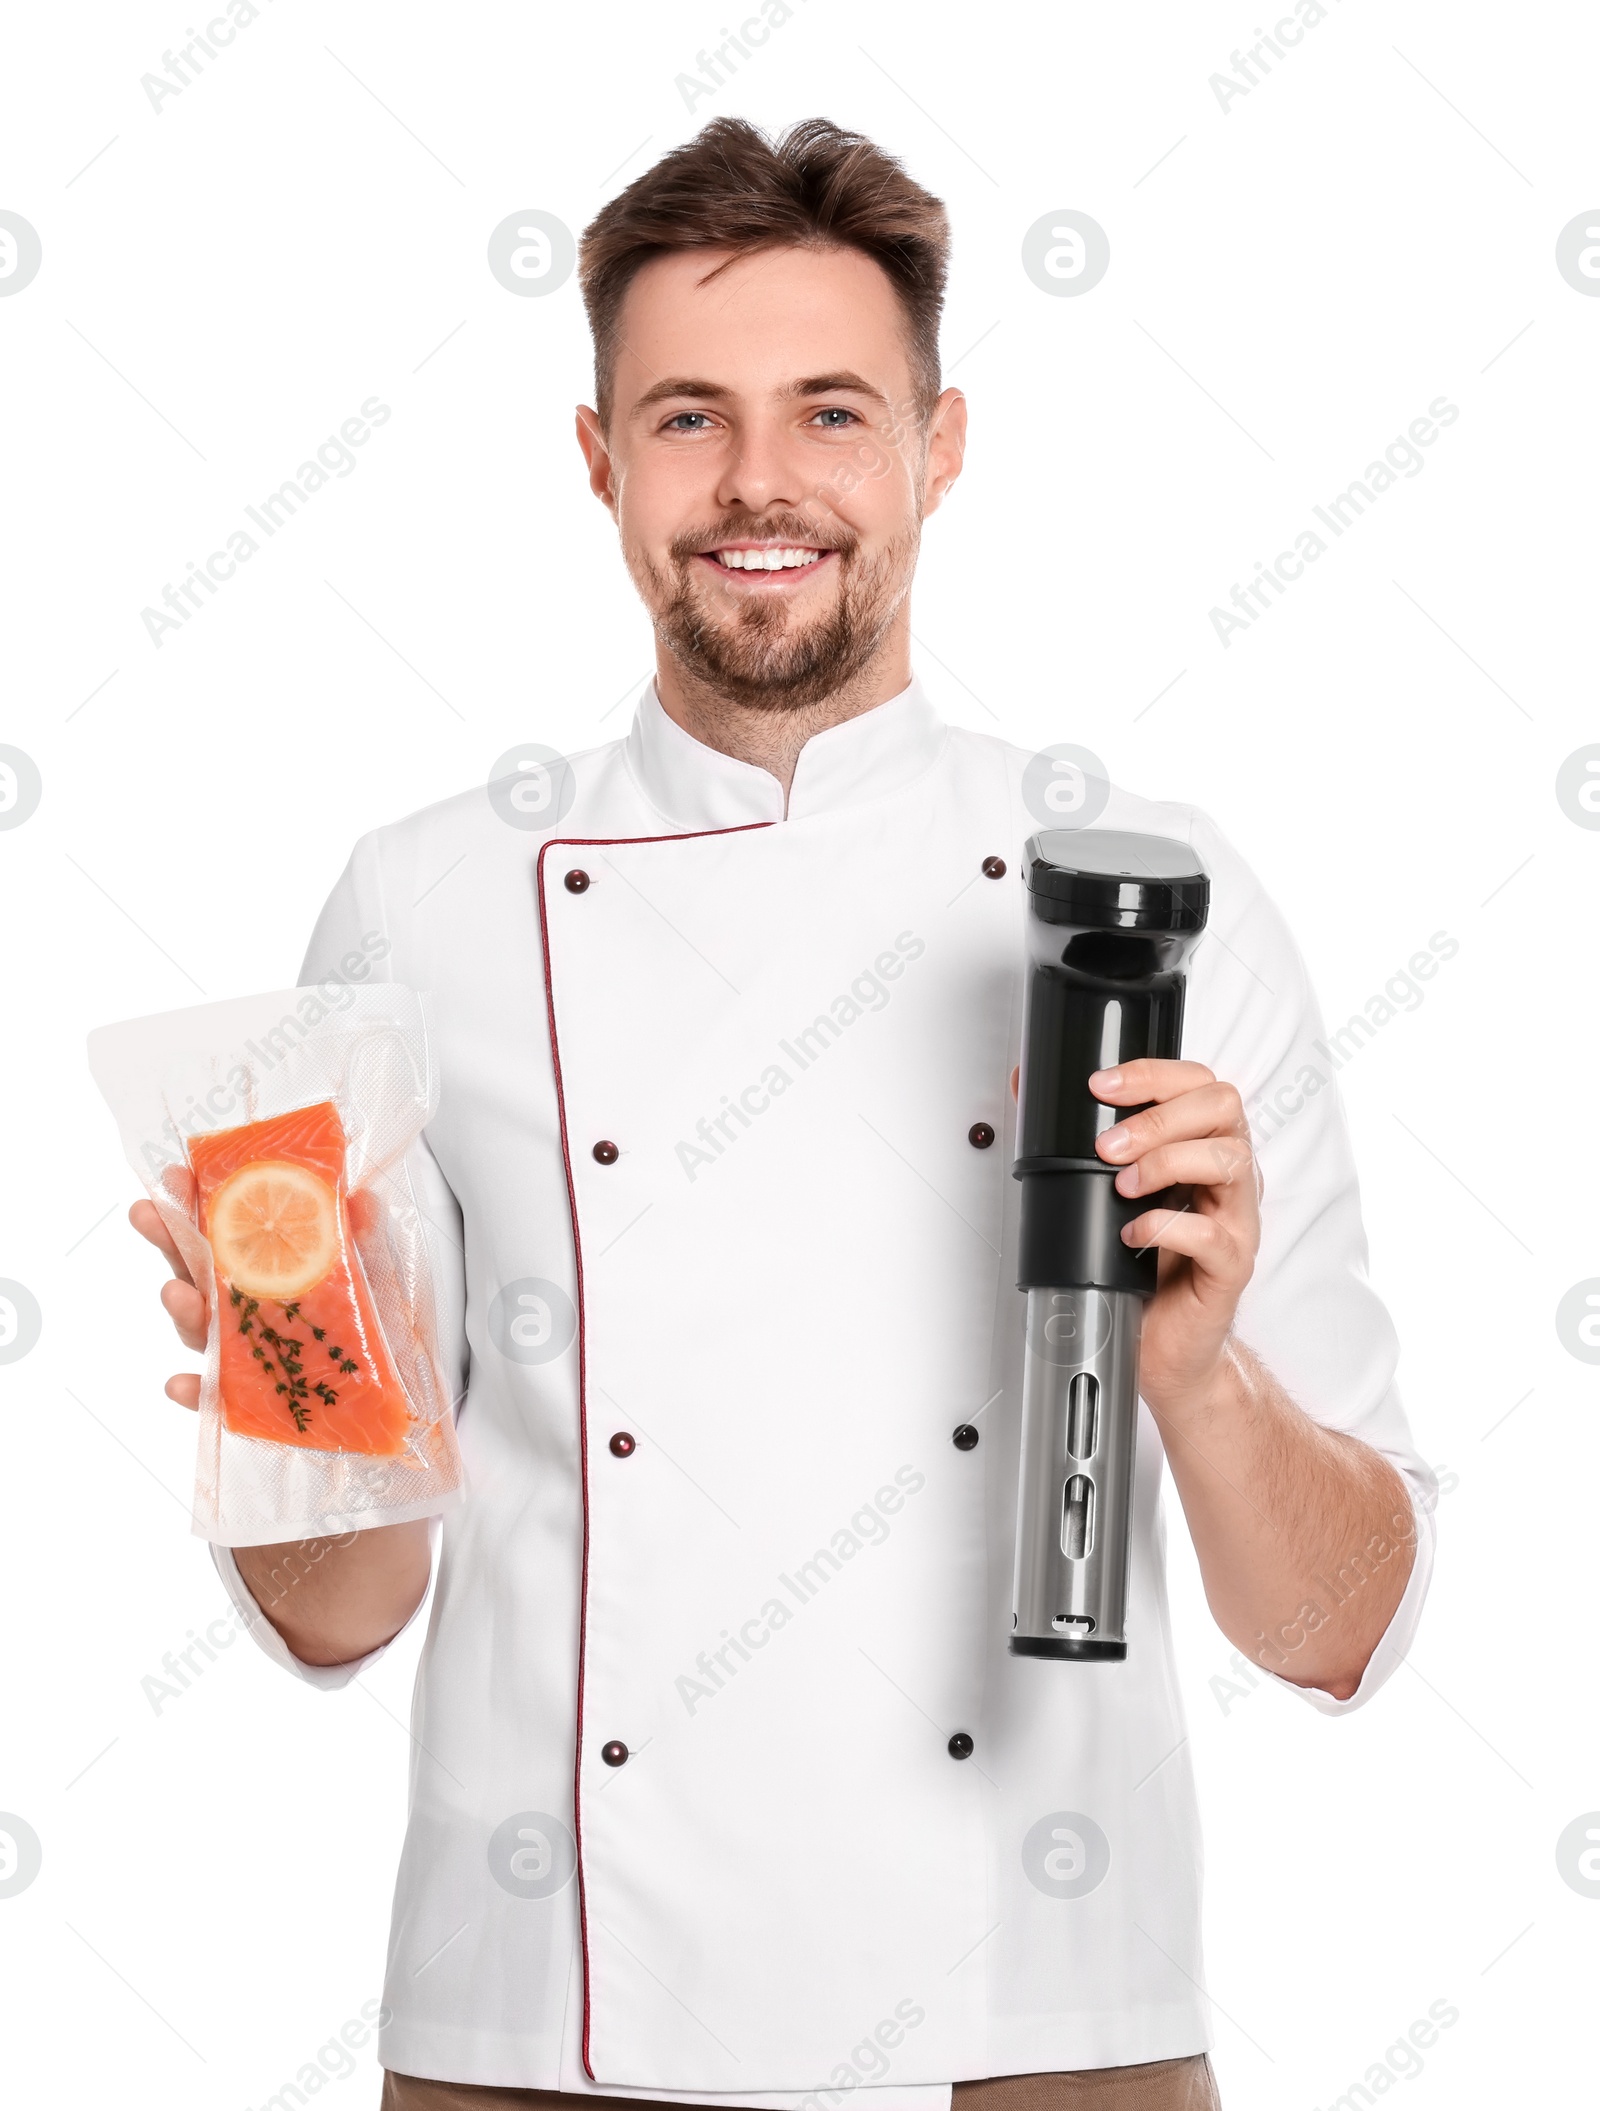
[696,542,836,583]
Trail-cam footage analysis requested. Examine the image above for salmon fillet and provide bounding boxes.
[190,1101,412,1456]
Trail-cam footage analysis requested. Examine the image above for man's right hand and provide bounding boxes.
[128,1198,433,1667]
[130,1199,207,1407]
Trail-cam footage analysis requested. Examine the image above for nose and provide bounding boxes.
[713,409,812,523]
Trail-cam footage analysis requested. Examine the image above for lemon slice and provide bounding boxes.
[209,1159,340,1299]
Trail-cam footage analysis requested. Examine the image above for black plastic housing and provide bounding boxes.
[1017,1168,1157,1298]
[1015,830,1210,1297]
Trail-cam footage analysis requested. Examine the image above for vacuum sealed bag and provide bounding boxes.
[89,984,466,1546]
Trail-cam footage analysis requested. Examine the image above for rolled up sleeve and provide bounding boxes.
[1269,1465,1437,1715]
[1181,807,1438,1713]
[204,830,464,1687]
[208,1522,436,1689]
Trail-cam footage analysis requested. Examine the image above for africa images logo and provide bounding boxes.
[1021,1812,1111,1900]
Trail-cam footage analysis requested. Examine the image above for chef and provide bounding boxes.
[135,117,1435,2111]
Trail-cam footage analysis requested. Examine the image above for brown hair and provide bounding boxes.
[579,117,950,429]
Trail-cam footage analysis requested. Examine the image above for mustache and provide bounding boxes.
[668,513,859,565]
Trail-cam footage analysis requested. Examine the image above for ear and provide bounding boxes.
[921,387,968,518]
[575,406,617,516]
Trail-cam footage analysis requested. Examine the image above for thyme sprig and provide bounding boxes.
[228,1285,363,1435]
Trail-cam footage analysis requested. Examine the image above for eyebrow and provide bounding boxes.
[630,370,892,415]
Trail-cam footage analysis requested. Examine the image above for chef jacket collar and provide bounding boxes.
[621,674,947,831]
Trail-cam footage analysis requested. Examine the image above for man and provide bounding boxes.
[134,118,1435,2111]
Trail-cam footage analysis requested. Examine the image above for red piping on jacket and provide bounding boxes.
[534,824,771,2082]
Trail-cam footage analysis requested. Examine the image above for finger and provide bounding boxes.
[1112,1135,1258,1202]
[1122,1201,1251,1287]
[1010,1065,1019,1104]
[130,1199,195,1286]
[160,1277,209,1354]
[1096,1081,1248,1164]
[1089,1058,1217,1107]
[165,1373,201,1411]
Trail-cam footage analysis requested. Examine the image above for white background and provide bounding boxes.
[2,2,1596,2105]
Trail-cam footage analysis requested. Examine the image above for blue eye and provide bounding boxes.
[812,407,856,428]
[665,412,713,432]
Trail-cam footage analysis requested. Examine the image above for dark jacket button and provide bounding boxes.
[564,869,590,894]
[952,1424,979,1452]
[592,1140,619,1164]
[601,1740,628,1767]
[968,1122,995,1149]
[948,1732,974,1760]
[609,1431,636,1458]
[981,856,1006,879]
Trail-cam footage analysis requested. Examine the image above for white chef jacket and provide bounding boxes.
[212,675,1436,2104]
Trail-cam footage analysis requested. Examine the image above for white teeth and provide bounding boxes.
[714,546,823,571]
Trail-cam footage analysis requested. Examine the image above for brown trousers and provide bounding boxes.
[381,2062,1221,2111]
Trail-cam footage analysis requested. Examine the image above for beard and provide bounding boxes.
[634,510,918,714]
